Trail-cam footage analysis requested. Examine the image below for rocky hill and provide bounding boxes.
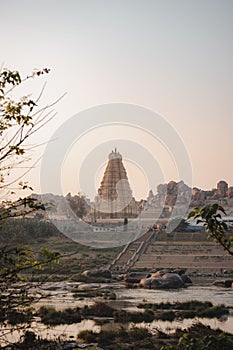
[145,180,233,218]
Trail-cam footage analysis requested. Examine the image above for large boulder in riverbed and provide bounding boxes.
[213,279,233,288]
[161,273,185,288]
[140,277,152,288]
[124,272,151,284]
[180,274,192,284]
[78,283,100,290]
[82,269,112,279]
[151,270,169,278]
[140,273,185,289]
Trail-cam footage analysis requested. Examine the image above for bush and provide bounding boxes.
[129,327,152,341]
[82,302,115,317]
[158,310,176,321]
[78,330,97,343]
[113,309,154,323]
[199,305,229,318]
[37,306,81,325]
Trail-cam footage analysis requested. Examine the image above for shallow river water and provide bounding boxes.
[1,282,233,344]
[35,282,233,338]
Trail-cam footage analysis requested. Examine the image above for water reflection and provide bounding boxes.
[101,316,233,335]
[115,285,233,308]
[0,320,101,346]
[133,316,233,335]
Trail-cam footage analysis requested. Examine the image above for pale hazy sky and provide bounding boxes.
[1,0,233,199]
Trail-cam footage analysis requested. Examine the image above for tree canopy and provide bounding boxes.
[0,67,61,346]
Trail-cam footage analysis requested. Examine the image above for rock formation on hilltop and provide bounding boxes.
[146,180,233,218]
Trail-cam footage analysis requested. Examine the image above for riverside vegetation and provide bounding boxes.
[37,300,230,326]
[78,323,233,350]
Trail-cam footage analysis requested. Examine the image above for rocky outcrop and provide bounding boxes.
[82,269,112,279]
[146,180,233,216]
[123,272,151,284]
[216,181,228,198]
[227,187,233,198]
[140,272,190,289]
[191,188,207,206]
[192,180,231,204]
[180,274,192,284]
[78,283,100,290]
[165,181,178,206]
[148,181,191,209]
[213,279,233,288]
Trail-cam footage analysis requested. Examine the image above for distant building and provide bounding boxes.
[90,149,140,221]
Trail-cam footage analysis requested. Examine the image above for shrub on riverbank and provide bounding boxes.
[160,323,233,350]
[38,306,81,325]
[82,302,115,318]
[138,300,229,319]
[38,302,116,326]
[79,327,156,349]
[113,309,154,323]
[79,324,233,350]
[38,299,230,327]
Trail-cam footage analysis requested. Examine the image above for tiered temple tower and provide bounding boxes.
[92,149,140,221]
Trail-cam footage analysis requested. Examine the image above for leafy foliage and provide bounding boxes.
[0,67,62,346]
[161,323,233,350]
[188,203,233,256]
[0,67,62,219]
[0,245,60,333]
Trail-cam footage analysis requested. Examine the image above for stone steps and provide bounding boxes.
[133,240,233,272]
[147,244,224,255]
[110,231,233,273]
[134,254,233,272]
[110,241,142,271]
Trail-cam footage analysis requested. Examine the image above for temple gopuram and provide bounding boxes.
[90,149,140,221]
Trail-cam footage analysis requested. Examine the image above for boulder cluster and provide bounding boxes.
[124,270,192,289]
[146,180,233,211]
[81,269,192,289]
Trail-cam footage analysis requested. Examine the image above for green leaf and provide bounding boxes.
[188,211,196,218]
